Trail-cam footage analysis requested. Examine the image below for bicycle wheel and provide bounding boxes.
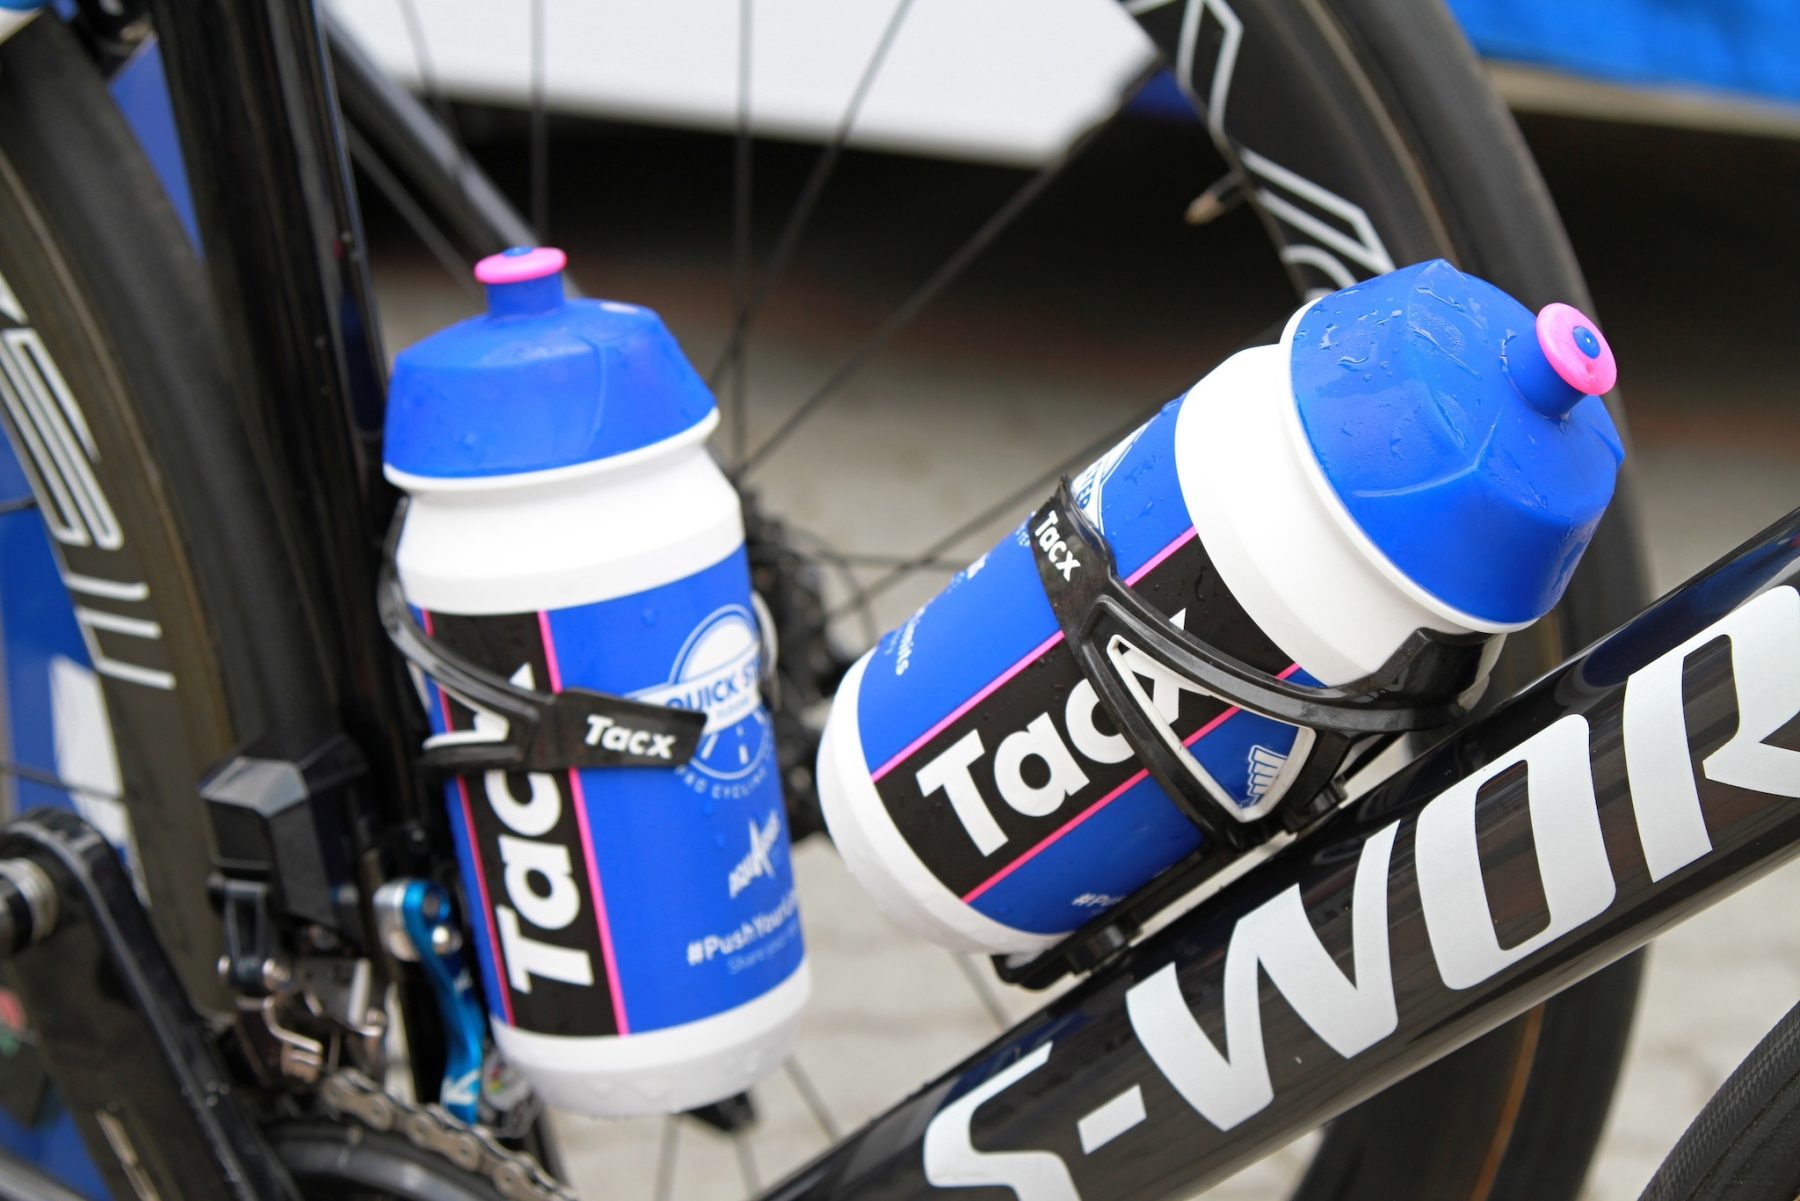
[0,14,341,1012]
[0,3,1647,1200]
[1638,999,1800,1201]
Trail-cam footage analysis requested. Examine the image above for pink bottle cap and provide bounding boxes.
[1536,302,1617,397]
[474,246,567,286]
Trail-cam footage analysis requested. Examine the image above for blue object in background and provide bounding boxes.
[1130,0,1800,120]
[0,448,110,1198]
[107,41,200,251]
[1447,0,1800,106]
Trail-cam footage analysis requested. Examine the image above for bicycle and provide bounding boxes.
[0,1,1788,1199]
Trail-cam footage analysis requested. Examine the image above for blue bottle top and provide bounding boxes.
[1288,259,1625,626]
[384,247,717,481]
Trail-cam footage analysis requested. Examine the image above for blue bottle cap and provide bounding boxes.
[384,246,716,481]
[1289,259,1625,626]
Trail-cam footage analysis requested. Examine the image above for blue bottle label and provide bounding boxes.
[853,400,1313,935]
[422,549,804,1039]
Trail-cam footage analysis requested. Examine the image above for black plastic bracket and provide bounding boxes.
[1028,480,1487,845]
[995,480,1488,988]
[0,808,301,1201]
[377,558,706,777]
[204,735,368,941]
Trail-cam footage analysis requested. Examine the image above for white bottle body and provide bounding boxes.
[393,415,810,1117]
[816,303,1506,954]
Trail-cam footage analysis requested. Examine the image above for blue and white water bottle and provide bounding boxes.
[384,247,808,1116]
[817,259,1626,954]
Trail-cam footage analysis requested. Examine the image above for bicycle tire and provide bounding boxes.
[0,14,342,1010]
[1638,999,1800,1201]
[269,1121,509,1201]
[0,4,1649,1200]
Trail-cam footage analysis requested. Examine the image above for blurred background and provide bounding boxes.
[332,2,1800,1197]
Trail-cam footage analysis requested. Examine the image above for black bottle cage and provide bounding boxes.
[376,506,705,777]
[1029,479,1491,850]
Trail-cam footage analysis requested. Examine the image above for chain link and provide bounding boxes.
[319,1069,578,1201]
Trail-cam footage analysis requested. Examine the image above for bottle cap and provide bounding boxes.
[1288,259,1625,625]
[384,248,716,482]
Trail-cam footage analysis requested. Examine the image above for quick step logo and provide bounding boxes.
[729,810,782,899]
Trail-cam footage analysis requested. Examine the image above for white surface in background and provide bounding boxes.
[0,9,40,48]
[48,654,143,895]
[326,0,1154,164]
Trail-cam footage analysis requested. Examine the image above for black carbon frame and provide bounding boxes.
[756,510,1800,1201]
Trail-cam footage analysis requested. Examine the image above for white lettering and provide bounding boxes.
[923,1043,1078,1200]
[1416,714,1614,990]
[479,666,562,836]
[994,713,1089,818]
[496,906,594,993]
[917,730,1005,856]
[1626,585,1800,879]
[1127,822,1400,1131]
[1064,678,1133,764]
[1113,611,1201,724]
[498,835,581,931]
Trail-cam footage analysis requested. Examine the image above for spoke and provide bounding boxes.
[729,0,756,465]
[395,0,465,170]
[346,127,482,301]
[763,524,883,646]
[784,1058,841,1142]
[736,66,1155,477]
[825,550,963,571]
[0,759,117,800]
[653,1116,680,1201]
[528,0,549,238]
[827,397,1163,620]
[954,953,1010,1030]
[733,1127,762,1197]
[708,0,919,391]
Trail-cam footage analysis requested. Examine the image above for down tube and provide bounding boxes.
[766,509,1800,1201]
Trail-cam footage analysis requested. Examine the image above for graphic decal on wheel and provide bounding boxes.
[0,263,174,693]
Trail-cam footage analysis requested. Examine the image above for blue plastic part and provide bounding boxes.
[1289,259,1625,625]
[107,41,201,253]
[384,267,716,480]
[0,1103,110,1200]
[1447,0,1800,107]
[399,881,486,1124]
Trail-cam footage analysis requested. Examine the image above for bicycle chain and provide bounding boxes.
[318,1069,577,1201]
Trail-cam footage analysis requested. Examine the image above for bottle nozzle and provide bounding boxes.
[475,246,567,316]
[1510,301,1617,420]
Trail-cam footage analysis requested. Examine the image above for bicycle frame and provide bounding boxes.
[6,1,1797,1200]
[762,517,1800,1199]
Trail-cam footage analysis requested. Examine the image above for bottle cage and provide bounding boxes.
[377,504,706,777]
[1028,479,1492,852]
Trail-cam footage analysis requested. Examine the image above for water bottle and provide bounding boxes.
[817,259,1625,954]
[384,247,808,1116]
